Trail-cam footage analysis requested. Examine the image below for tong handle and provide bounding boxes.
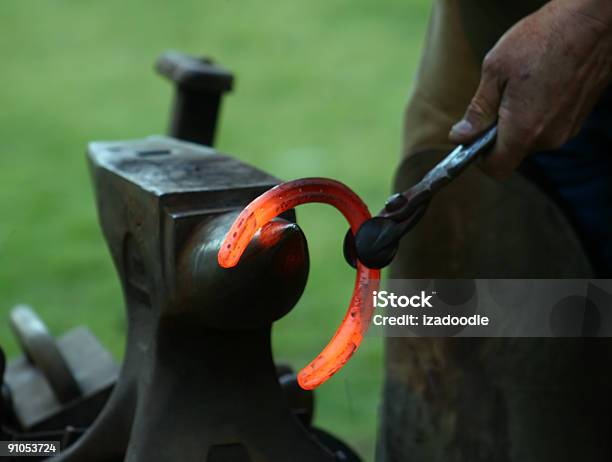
[383,124,498,223]
[346,124,498,269]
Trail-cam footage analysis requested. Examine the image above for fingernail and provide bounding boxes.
[450,119,473,137]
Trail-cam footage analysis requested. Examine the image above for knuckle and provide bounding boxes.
[498,105,541,147]
[526,123,545,146]
[467,98,492,120]
[482,52,499,75]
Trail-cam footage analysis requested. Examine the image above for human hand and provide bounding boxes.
[449,0,612,179]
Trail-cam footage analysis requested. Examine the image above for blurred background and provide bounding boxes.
[0,0,429,458]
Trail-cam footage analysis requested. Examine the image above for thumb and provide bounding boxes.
[449,73,502,143]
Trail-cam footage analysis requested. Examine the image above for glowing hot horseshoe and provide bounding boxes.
[218,178,380,390]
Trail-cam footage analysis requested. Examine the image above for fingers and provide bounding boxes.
[449,53,541,179]
[481,81,598,180]
[449,60,523,180]
[479,103,533,179]
[449,62,504,144]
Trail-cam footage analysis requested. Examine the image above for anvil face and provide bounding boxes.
[87,136,291,313]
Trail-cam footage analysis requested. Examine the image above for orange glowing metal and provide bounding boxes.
[218,178,380,390]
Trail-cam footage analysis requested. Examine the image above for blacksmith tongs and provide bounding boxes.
[344,124,498,269]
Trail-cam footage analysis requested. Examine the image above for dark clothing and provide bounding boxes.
[523,86,612,276]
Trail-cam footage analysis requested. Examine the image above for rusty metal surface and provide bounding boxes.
[9,306,82,405]
[0,309,117,462]
[5,325,117,433]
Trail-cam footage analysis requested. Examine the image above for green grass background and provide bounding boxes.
[0,1,430,459]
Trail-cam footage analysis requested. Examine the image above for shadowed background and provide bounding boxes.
[0,1,429,458]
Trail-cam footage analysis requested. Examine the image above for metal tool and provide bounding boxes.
[344,124,498,269]
[1,306,117,456]
[156,50,233,146]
